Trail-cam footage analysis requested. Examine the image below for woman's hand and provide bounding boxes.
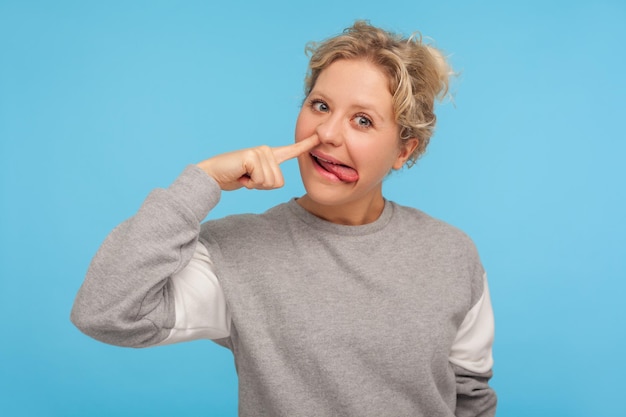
[197,134,319,191]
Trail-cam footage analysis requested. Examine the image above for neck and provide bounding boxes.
[296,193,386,226]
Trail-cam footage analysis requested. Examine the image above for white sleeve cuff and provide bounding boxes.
[449,273,495,374]
[156,241,231,346]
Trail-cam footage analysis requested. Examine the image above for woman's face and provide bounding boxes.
[295,58,417,223]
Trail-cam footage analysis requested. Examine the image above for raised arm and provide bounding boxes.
[70,166,221,347]
[71,136,319,347]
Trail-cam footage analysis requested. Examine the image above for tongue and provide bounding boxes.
[318,159,359,182]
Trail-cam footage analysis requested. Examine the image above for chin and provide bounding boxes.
[301,182,347,205]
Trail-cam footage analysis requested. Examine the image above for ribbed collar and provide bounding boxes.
[285,198,395,236]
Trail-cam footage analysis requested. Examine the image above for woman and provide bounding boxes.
[72,21,497,417]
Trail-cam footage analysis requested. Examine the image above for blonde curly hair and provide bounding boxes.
[304,21,452,166]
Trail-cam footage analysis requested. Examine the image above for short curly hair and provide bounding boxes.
[304,21,452,166]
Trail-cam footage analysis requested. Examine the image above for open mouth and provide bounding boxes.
[310,153,359,183]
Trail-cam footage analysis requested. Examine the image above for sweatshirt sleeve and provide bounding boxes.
[449,273,497,416]
[70,165,224,348]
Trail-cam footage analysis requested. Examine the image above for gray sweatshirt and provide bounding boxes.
[71,165,497,417]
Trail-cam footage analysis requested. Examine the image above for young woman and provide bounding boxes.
[71,21,497,417]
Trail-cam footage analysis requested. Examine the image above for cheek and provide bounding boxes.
[350,140,401,174]
[294,110,309,141]
[295,108,321,141]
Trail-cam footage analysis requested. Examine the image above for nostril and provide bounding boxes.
[316,127,342,146]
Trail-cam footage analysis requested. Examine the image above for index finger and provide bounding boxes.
[272,134,320,164]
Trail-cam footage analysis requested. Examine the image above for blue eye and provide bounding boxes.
[311,99,329,112]
[355,115,372,128]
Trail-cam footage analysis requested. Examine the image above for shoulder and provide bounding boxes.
[391,201,486,305]
[198,201,296,268]
[199,201,291,241]
[390,201,477,252]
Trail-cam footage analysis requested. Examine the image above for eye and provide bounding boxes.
[310,99,329,113]
[354,114,373,128]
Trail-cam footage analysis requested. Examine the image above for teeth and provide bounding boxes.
[311,153,338,165]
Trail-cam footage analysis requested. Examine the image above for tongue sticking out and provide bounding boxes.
[316,157,359,182]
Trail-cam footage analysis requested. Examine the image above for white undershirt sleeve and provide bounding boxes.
[155,241,231,346]
[448,273,495,374]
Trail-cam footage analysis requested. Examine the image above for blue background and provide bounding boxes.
[1,1,624,416]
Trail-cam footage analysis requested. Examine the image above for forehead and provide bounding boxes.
[312,59,394,111]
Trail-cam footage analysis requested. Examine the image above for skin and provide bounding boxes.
[197,134,320,191]
[198,58,418,226]
[296,59,418,225]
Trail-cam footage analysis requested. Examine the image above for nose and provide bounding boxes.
[315,115,343,147]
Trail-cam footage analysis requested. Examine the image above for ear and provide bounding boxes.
[392,138,419,170]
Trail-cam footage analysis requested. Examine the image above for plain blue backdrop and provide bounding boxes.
[1,1,624,416]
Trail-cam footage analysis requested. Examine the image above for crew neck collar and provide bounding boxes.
[286,198,395,236]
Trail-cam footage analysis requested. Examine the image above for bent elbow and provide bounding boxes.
[70,304,169,348]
